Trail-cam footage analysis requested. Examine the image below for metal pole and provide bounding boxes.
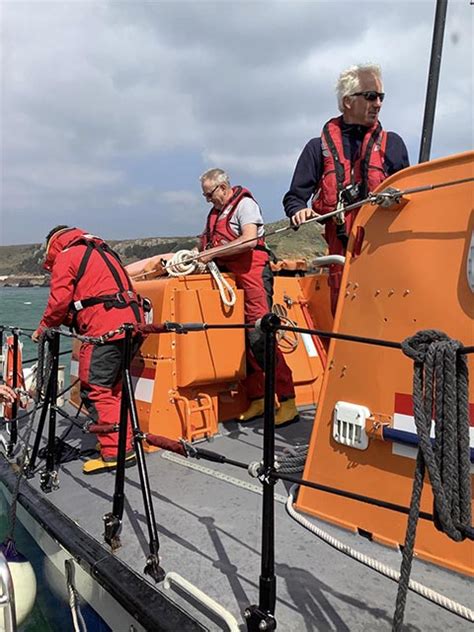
[24,364,54,478]
[245,312,279,631]
[104,330,132,549]
[259,313,278,617]
[122,326,165,582]
[41,331,60,492]
[418,0,448,163]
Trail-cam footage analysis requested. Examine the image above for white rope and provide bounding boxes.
[286,485,474,622]
[165,249,236,307]
[206,261,236,307]
[165,250,205,277]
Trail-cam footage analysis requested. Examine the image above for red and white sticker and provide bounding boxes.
[393,393,474,469]
[70,359,155,403]
[130,366,155,403]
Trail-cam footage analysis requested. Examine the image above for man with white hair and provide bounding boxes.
[199,168,298,427]
[283,63,409,314]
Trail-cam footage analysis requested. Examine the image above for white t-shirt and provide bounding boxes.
[222,197,265,238]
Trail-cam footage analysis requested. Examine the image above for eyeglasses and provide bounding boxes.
[202,183,221,201]
[350,91,385,102]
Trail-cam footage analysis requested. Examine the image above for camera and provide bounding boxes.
[339,183,361,206]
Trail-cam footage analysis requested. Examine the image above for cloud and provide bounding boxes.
[1,0,472,244]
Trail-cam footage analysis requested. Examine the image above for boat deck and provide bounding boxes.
[6,406,474,631]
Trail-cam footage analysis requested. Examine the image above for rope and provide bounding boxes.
[275,444,309,473]
[206,261,236,307]
[165,249,236,307]
[393,330,473,631]
[285,485,474,623]
[165,249,206,277]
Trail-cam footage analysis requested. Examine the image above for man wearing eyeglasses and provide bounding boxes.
[283,63,409,314]
[199,168,298,427]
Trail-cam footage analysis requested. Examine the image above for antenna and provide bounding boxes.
[418,0,448,163]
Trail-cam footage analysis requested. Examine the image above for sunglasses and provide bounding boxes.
[202,183,220,201]
[351,91,385,102]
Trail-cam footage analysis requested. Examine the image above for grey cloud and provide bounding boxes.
[1,0,472,244]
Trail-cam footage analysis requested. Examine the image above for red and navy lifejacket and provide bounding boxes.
[312,116,388,289]
[200,186,269,275]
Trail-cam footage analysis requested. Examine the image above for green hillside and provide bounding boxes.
[0,220,326,277]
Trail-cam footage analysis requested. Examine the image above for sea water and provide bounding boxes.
[0,286,72,380]
[1,286,51,359]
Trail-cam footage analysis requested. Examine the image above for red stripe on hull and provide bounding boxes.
[394,393,474,426]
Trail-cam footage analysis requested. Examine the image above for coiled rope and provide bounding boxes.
[285,485,474,622]
[165,249,236,307]
[275,444,309,473]
[165,250,206,277]
[393,330,473,631]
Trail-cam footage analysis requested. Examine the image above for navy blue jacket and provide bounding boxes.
[283,122,410,218]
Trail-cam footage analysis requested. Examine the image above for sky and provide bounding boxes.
[1,0,473,245]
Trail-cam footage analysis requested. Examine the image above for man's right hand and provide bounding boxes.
[291,208,319,226]
[0,384,17,405]
[32,329,42,343]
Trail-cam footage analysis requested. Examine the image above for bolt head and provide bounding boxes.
[259,621,268,631]
[243,609,251,619]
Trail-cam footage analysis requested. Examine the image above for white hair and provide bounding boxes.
[199,168,230,186]
[335,63,383,112]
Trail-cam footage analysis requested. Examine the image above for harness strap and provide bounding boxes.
[74,243,94,288]
[72,291,139,312]
[72,240,141,321]
[359,122,383,199]
[92,242,127,292]
[322,123,346,192]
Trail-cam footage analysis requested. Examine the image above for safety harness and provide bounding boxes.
[69,237,142,323]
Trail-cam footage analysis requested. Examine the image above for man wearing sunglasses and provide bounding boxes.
[199,168,298,427]
[283,63,409,314]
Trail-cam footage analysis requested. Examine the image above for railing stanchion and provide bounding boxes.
[104,324,165,581]
[40,331,60,492]
[104,328,133,550]
[245,312,279,632]
[6,330,19,457]
[124,326,165,582]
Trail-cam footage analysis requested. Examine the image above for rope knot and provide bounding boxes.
[400,329,462,363]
